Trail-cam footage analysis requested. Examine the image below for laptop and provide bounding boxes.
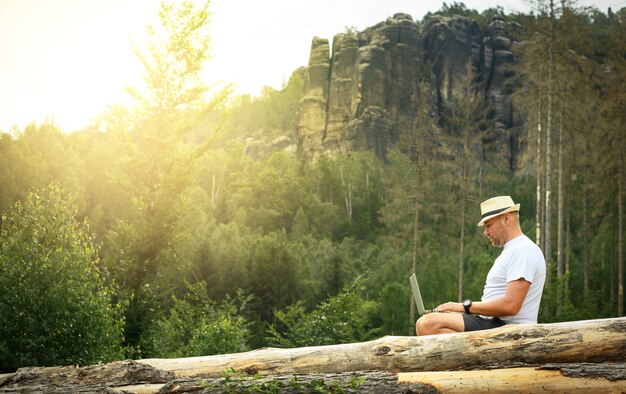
[410,273,433,315]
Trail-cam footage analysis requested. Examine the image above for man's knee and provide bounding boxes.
[416,313,464,336]
[415,314,436,336]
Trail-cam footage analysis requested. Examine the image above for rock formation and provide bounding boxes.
[296,13,521,169]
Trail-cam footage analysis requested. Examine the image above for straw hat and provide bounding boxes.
[477,196,520,226]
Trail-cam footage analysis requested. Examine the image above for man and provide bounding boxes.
[416,196,546,335]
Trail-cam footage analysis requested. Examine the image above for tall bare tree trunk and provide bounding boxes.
[457,125,468,304]
[339,167,353,220]
[410,203,419,330]
[611,222,616,305]
[458,175,467,302]
[544,0,556,275]
[583,178,590,301]
[409,81,428,332]
[210,167,225,209]
[456,122,469,301]
[618,141,624,316]
[565,205,571,277]
[536,110,543,250]
[556,113,565,315]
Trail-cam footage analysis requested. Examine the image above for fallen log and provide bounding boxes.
[138,317,626,377]
[3,364,624,393]
[0,360,173,394]
[398,364,626,393]
[1,318,624,393]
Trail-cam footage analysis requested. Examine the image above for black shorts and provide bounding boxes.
[463,314,507,332]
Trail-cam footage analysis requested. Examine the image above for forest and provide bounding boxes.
[0,0,624,373]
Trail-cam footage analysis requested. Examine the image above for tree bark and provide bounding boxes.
[536,108,543,250]
[410,202,419,331]
[556,112,565,315]
[618,142,624,316]
[339,167,354,221]
[409,79,430,333]
[544,0,555,270]
[0,360,174,393]
[583,182,589,299]
[458,172,467,302]
[136,318,626,378]
[398,364,626,393]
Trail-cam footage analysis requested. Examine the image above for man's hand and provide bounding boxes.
[434,302,464,313]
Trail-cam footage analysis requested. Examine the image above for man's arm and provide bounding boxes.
[434,278,531,316]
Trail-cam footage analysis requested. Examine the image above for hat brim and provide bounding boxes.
[477,204,520,226]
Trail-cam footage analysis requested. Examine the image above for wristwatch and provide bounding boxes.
[463,299,472,314]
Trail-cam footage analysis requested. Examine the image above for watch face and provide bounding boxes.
[463,299,471,313]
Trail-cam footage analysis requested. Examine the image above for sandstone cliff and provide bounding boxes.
[296,13,521,169]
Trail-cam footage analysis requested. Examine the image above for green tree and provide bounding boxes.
[65,128,134,241]
[104,0,228,352]
[313,152,385,240]
[228,69,305,138]
[197,221,251,300]
[0,122,81,217]
[249,231,299,323]
[0,186,123,372]
[379,283,409,335]
[142,282,249,358]
[266,279,370,347]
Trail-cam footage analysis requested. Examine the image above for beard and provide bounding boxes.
[488,236,504,248]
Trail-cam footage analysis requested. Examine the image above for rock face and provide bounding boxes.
[296,13,520,169]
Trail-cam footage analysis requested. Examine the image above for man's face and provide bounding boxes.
[483,214,506,247]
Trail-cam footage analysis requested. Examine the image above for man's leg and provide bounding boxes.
[416,312,465,335]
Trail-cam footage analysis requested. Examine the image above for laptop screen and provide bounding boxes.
[410,273,426,315]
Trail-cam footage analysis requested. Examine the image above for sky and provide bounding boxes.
[0,0,623,132]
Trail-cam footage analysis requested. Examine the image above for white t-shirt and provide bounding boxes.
[481,234,546,323]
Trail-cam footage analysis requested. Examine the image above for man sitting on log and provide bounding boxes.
[416,196,546,335]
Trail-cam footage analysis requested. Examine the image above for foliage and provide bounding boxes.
[424,2,484,29]
[0,186,124,372]
[228,69,305,138]
[249,230,301,324]
[142,282,249,358]
[378,283,410,335]
[128,0,212,118]
[266,278,374,347]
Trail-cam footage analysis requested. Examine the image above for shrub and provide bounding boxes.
[142,282,249,357]
[0,185,124,372]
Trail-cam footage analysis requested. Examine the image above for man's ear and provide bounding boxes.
[502,213,511,225]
